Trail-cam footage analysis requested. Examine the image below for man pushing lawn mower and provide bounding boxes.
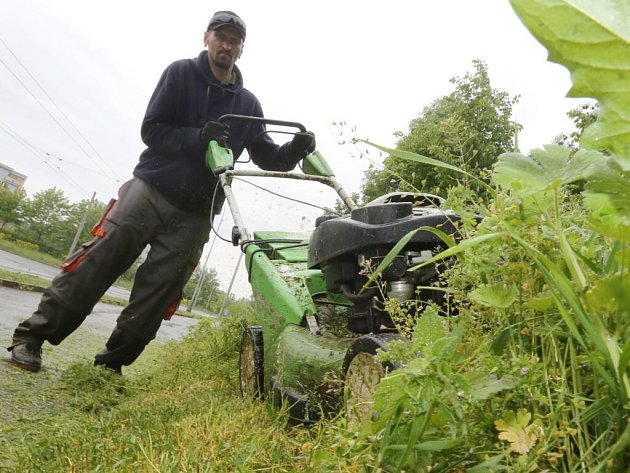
[7,10,315,374]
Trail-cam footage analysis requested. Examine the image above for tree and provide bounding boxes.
[0,184,25,230]
[20,187,71,255]
[360,60,519,202]
[64,198,108,253]
[184,266,221,311]
[554,102,599,151]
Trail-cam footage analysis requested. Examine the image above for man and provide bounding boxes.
[7,11,315,374]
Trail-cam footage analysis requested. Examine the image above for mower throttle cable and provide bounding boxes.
[232,177,342,216]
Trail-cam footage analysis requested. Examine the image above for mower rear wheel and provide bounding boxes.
[239,325,264,400]
[342,333,401,424]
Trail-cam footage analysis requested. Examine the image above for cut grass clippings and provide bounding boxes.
[1,314,364,472]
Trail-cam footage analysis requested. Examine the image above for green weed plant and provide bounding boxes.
[345,1,630,470]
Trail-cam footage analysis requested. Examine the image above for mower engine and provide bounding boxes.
[307,193,461,334]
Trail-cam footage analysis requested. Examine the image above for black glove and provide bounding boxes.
[200,121,229,147]
[289,131,316,160]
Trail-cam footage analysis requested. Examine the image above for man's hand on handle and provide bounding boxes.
[290,131,316,160]
[200,121,230,147]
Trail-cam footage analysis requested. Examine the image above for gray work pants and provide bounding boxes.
[12,178,212,368]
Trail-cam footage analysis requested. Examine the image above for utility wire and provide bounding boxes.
[44,151,114,177]
[0,120,89,197]
[0,37,123,184]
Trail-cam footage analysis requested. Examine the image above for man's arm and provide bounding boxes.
[140,66,203,155]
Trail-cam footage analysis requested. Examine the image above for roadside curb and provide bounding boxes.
[0,279,46,293]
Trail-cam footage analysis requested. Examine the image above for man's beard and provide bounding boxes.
[214,53,233,70]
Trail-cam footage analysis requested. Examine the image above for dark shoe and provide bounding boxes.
[94,360,122,375]
[8,341,42,372]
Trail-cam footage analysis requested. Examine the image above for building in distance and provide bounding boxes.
[0,162,27,192]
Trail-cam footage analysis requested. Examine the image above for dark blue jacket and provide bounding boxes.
[134,51,298,213]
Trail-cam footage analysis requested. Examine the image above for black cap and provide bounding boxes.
[207,11,246,39]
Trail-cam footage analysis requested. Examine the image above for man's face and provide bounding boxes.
[204,26,244,71]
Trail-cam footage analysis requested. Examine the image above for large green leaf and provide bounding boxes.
[413,308,449,352]
[493,144,601,195]
[510,0,630,164]
[467,373,520,401]
[469,284,518,309]
[583,158,630,241]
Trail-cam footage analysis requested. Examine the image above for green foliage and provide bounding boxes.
[582,157,630,241]
[65,198,107,249]
[20,187,70,237]
[0,183,25,229]
[356,140,627,470]
[7,187,111,258]
[348,3,630,470]
[361,60,518,202]
[446,145,629,469]
[494,408,542,455]
[0,235,60,266]
[18,187,71,256]
[510,0,630,163]
[368,308,467,471]
[555,102,600,150]
[494,144,601,195]
[184,266,221,310]
[353,306,517,472]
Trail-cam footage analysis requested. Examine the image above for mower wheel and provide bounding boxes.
[342,333,401,424]
[239,325,264,400]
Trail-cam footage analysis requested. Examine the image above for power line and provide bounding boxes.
[0,120,90,197]
[44,151,116,177]
[0,37,123,185]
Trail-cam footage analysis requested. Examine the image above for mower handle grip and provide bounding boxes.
[217,114,307,133]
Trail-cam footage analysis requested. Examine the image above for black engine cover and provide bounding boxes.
[307,202,460,270]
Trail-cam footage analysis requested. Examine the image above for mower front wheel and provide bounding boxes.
[239,325,264,400]
[342,333,401,424]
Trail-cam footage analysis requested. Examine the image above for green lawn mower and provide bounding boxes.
[207,115,464,422]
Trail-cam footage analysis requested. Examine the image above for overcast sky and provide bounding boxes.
[0,1,586,298]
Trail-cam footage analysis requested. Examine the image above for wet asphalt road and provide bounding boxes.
[0,248,64,279]
[0,285,198,346]
[0,249,200,351]
[0,248,212,318]
[0,248,131,300]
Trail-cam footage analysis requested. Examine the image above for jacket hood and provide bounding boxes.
[193,50,244,94]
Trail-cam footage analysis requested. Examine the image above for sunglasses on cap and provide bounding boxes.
[207,11,246,39]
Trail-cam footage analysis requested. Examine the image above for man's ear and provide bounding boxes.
[238,43,244,58]
[203,31,210,47]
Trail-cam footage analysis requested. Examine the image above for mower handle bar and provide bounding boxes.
[217,114,307,133]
